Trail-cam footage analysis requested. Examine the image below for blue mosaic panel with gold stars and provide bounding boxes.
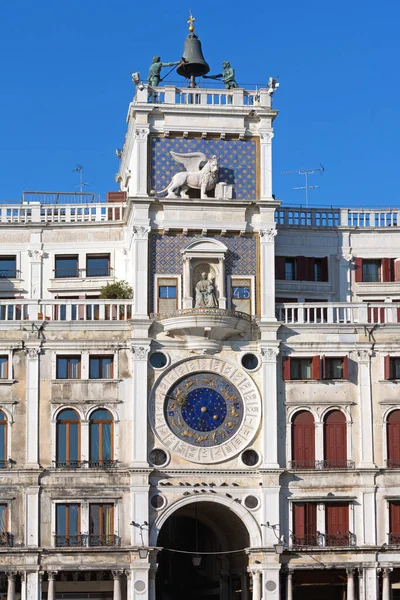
[151,137,257,200]
[165,373,243,447]
[150,233,257,311]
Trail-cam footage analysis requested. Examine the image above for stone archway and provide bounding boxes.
[154,500,253,600]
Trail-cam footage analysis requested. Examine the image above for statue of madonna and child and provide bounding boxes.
[195,272,218,308]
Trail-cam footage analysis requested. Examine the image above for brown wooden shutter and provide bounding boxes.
[384,355,391,380]
[297,257,307,281]
[283,357,291,380]
[354,257,363,283]
[321,355,326,379]
[390,502,400,536]
[107,191,126,203]
[342,356,349,380]
[312,355,321,380]
[292,411,315,466]
[293,503,305,541]
[326,503,349,535]
[382,258,392,282]
[324,410,347,467]
[321,257,329,282]
[387,410,400,468]
[307,257,315,282]
[394,259,400,282]
[275,256,286,280]
[306,503,317,538]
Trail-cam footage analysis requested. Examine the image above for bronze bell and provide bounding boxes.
[177,33,210,87]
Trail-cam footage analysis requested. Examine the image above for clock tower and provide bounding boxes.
[117,18,281,600]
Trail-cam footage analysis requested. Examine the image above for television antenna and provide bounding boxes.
[72,165,89,194]
[281,165,324,208]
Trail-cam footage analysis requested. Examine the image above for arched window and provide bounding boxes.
[324,410,347,468]
[89,409,114,467]
[0,412,7,469]
[387,410,400,468]
[56,409,80,468]
[291,411,315,469]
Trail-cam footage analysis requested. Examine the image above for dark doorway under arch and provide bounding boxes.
[156,501,250,600]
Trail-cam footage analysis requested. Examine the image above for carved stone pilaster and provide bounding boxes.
[261,347,280,362]
[357,348,373,362]
[132,226,151,240]
[259,228,277,243]
[131,346,150,361]
[24,346,41,360]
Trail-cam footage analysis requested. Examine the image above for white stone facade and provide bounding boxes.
[0,83,398,600]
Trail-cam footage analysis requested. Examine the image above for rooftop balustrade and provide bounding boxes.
[275,207,400,229]
[276,302,400,325]
[135,84,271,108]
[0,299,133,322]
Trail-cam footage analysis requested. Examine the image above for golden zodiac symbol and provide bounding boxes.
[181,430,194,438]
[231,406,239,418]
[197,434,209,443]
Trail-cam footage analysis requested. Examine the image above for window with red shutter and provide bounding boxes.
[384,355,391,380]
[389,502,400,544]
[324,410,347,468]
[293,503,317,546]
[395,259,400,282]
[354,257,363,283]
[275,256,286,280]
[387,410,400,468]
[382,258,393,282]
[291,411,315,469]
[312,355,321,380]
[296,256,308,281]
[321,256,329,282]
[325,503,349,546]
[282,357,291,380]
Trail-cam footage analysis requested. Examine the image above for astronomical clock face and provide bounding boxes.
[165,374,243,447]
[150,357,261,464]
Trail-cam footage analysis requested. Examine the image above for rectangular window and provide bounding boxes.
[55,255,79,278]
[0,357,8,379]
[290,358,312,380]
[386,357,400,380]
[285,259,296,281]
[89,356,114,379]
[159,286,177,299]
[389,502,400,544]
[323,356,348,380]
[86,254,110,277]
[0,505,8,532]
[56,356,81,379]
[89,504,114,546]
[0,257,16,279]
[325,503,350,546]
[362,259,381,282]
[56,504,81,547]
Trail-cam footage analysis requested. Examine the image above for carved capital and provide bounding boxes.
[260,228,277,242]
[112,570,124,579]
[24,346,41,359]
[261,347,280,362]
[260,132,274,143]
[131,345,150,360]
[135,128,149,140]
[132,226,151,240]
[47,571,58,581]
[382,567,393,577]
[357,349,373,362]
[346,568,355,577]
[28,249,44,261]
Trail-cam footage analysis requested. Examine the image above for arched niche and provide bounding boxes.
[181,238,228,309]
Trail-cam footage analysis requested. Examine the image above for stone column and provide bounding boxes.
[346,568,355,600]
[19,572,26,600]
[218,257,226,309]
[24,346,41,468]
[7,573,16,600]
[260,346,280,467]
[130,128,149,197]
[315,422,324,463]
[132,226,151,317]
[27,246,44,320]
[286,572,293,600]
[363,566,378,600]
[149,565,157,600]
[182,256,193,309]
[241,572,249,600]
[259,228,277,321]
[250,570,261,600]
[112,571,123,600]
[26,572,40,600]
[357,348,375,468]
[259,131,274,200]
[131,344,151,466]
[47,572,57,600]
[382,568,392,600]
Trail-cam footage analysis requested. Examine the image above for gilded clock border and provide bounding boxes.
[149,356,261,464]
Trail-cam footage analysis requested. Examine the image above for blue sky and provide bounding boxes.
[0,0,398,207]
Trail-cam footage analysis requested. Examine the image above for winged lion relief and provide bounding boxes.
[156,151,221,199]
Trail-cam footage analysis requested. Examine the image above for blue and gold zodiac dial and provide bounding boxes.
[165,373,243,447]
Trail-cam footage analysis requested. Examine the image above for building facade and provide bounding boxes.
[0,62,399,600]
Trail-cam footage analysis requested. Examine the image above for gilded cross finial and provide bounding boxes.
[188,11,195,33]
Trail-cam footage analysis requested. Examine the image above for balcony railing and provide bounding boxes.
[288,459,355,470]
[291,531,356,548]
[388,532,400,545]
[88,534,120,547]
[55,534,86,547]
[0,270,19,279]
[54,460,82,469]
[0,532,13,547]
[386,459,400,469]
[53,267,114,279]
[55,534,119,548]
[275,207,400,229]
[151,307,254,322]
[87,460,118,469]
[276,302,400,325]
[0,299,134,322]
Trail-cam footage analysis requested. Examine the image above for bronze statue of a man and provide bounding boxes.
[204,61,238,89]
[148,55,181,87]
